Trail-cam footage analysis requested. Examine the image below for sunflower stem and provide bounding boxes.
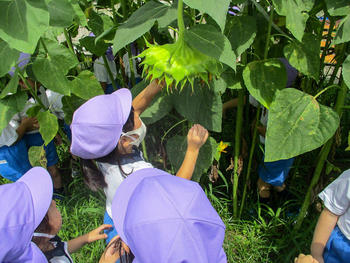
[178,0,185,41]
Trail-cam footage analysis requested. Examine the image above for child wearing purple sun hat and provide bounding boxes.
[98,168,227,263]
[71,80,210,245]
[0,167,53,262]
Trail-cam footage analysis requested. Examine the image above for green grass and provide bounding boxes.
[0,142,320,263]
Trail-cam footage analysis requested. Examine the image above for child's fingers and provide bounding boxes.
[97,224,113,232]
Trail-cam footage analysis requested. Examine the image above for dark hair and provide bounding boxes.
[31,214,53,252]
[80,107,135,191]
[102,237,134,263]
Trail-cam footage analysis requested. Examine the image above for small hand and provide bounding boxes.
[99,235,130,263]
[86,224,112,243]
[22,117,39,131]
[187,124,209,152]
[294,254,319,263]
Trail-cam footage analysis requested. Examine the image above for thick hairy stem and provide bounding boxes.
[263,6,274,60]
[294,81,347,231]
[177,0,185,40]
[233,89,244,218]
[102,55,117,91]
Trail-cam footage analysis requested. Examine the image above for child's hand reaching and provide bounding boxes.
[86,224,112,243]
[187,124,209,152]
[294,254,319,263]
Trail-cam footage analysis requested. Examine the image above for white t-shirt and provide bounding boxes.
[97,159,153,217]
[93,57,117,84]
[249,95,268,144]
[319,169,350,240]
[122,53,140,79]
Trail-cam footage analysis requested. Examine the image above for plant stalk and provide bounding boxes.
[102,55,118,91]
[177,0,185,40]
[294,81,347,231]
[63,29,75,56]
[239,107,261,218]
[127,45,136,86]
[233,89,244,218]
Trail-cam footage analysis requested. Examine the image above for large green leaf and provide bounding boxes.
[184,24,236,71]
[243,59,287,109]
[0,0,49,53]
[333,15,350,45]
[166,135,218,182]
[213,66,242,93]
[62,94,86,124]
[0,70,19,99]
[265,89,340,162]
[0,41,20,78]
[171,83,222,132]
[284,34,320,81]
[0,91,27,132]
[113,1,177,54]
[28,145,47,168]
[140,93,173,125]
[324,0,350,16]
[183,0,230,32]
[227,16,257,57]
[71,70,104,100]
[343,55,350,90]
[42,38,79,74]
[272,0,314,42]
[88,12,114,36]
[79,36,109,57]
[37,110,58,146]
[33,58,71,95]
[71,0,87,27]
[48,0,75,27]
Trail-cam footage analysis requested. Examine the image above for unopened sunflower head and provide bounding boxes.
[138,40,222,91]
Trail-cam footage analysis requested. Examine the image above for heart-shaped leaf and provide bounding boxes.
[265,88,340,162]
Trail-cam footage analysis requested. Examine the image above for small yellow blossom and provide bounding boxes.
[217,141,229,153]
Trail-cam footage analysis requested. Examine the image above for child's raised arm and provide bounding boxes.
[311,208,339,263]
[67,224,111,254]
[132,79,163,115]
[176,124,209,180]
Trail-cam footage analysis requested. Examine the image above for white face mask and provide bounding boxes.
[33,232,56,239]
[121,119,147,147]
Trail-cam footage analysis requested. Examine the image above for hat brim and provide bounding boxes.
[111,88,132,125]
[18,167,53,229]
[112,168,168,245]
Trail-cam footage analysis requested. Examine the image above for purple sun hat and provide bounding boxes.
[0,167,53,262]
[70,88,132,159]
[8,52,31,77]
[112,168,227,263]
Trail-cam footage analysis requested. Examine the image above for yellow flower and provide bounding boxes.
[217,141,229,153]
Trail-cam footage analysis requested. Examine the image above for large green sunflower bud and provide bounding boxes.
[138,39,223,91]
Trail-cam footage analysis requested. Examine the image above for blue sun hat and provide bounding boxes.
[0,167,53,262]
[112,168,227,263]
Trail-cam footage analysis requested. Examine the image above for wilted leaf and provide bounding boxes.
[28,145,47,168]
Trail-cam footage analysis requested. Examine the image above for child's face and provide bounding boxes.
[47,200,62,235]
